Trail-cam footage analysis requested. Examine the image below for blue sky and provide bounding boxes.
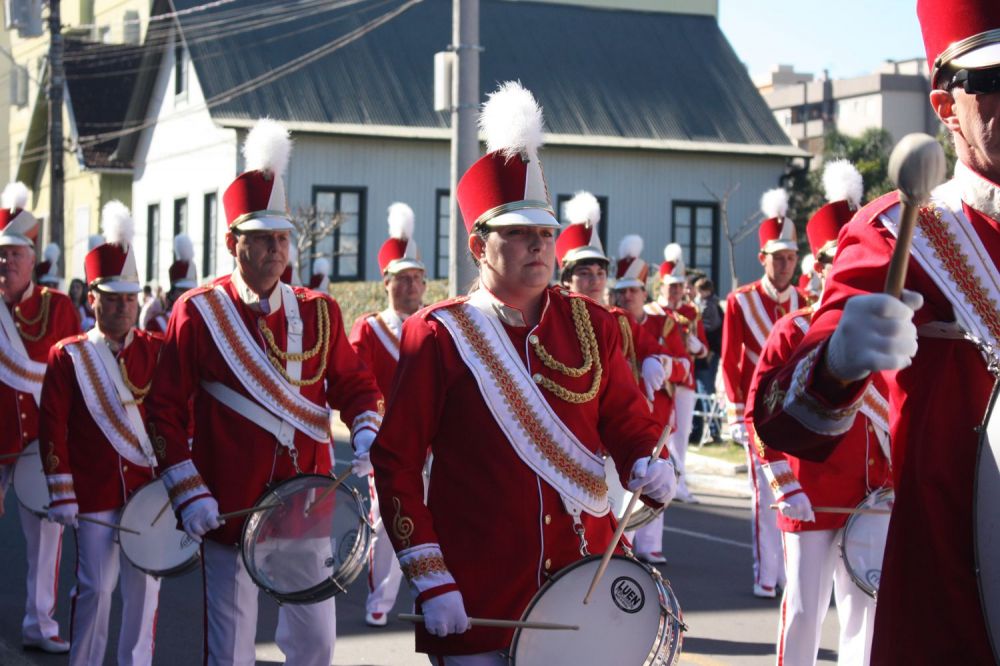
[718,0,925,81]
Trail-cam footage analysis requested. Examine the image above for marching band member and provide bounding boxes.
[371,82,676,665]
[348,201,427,627]
[41,202,162,666]
[35,243,61,289]
[643,244,709,504]
[140,234,197,334]
[144,119,382,666]
[0,182,79,654]
[797,254,821,305]
[752,2,1000,660]
[720,189,805,598]
[746,162,891,666]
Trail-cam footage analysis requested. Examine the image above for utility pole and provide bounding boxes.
[47,0,64,268]
[446,0,479,297]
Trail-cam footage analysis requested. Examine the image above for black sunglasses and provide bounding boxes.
[945,65,1000,95]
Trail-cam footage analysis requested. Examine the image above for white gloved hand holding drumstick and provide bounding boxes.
[181,496,221,543]
[421,590,471,637]
[627,456,678,504]
[777,492,815,522]
[825,290,923,382]
[351,429,377,478]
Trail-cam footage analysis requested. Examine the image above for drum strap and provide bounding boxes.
[0,293,45,405]
[201,380,297,449]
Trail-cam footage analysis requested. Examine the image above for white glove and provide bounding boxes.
[180,496,221,543]
[421,590,471,637]
[352,429,377,478]
[47,502,78,528]
[687,335,705,356]
[826,290,923,382]
[777,492,815,522]
[641,356,667,402]
[729,422,749,446]
[352,451,374,478]
[627,457,677,504]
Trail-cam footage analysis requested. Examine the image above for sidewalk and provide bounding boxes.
[685,449,752,499]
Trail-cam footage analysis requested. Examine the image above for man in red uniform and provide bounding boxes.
[42,202,162,666]
[721,188,806,598]
[747,161,892,665]
[349,201,427,627]
[371,82,676,665]
[752,3,1000,661]
[139,233,197,334]
[144,119,382,666]
[644,244,709,504]
[0,181,78,654]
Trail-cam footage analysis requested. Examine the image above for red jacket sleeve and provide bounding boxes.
[40,340,77,507]
[720,292,747,422]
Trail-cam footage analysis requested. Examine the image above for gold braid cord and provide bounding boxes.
[258,299,330,387]
[530,298,602,404]
[118,358,151,405]
[617,315,640,385]
[14,288,50,342]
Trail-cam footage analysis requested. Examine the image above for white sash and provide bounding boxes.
[64,330,156,467]
[191,284,331,443]
[0,299,45,404]
[432,291,610,517]
[368,310,401,361]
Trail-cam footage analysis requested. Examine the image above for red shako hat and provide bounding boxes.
[918,0,1000,88]
[613,235,648,290]
[456,82,558,233]
[378,202,424,275]
[659,243,686,284]
[168,233,197,289]
[807,160,863,261]
[758,188,798,254]
[555,191,607,268]
[85,201,140,294]
[223,119,295,232]
[0,182,37,247]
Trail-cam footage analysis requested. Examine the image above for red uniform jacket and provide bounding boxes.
[40,330,160,513]
[639,308,697,427]
[721,279,806,425]
[348,309,401,397]
[145,274,383,545]
[371,287,665,656]
[751,189,996,664]
[746,307,891,532]
[0,285,80,458]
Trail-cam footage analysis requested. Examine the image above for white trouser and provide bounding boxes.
[428,652,507,665]
[70,509,160,666]
[745,447,785,590]
[632,511,665,556]
[1,465,65,642]
[778,530,875,666]
[366,475,403,615]
[670,386,695,496]
[202,539,336,666]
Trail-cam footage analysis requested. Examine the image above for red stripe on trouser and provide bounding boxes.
[746,447,764,586]
[777,532,789,665]
[201,544,208,666]
[51,528,63,620]
[69,531,79,646]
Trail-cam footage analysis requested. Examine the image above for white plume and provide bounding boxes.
[43,243,60,263]
[564,191,601,227]
[101,200,135,245]
[242,118,292,177]
[88,234,105,251]
[1,182,29,211]
[801,253,816,276]
[312,257,331,276]
[760,188,789,219]
[173,233,194,261]
[822,159,863,208]
[387,202,415,240]
[618,234,644,259]
[663,242,684,264]
[480,81,545,162]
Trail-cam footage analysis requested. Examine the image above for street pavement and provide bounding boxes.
[0,448,843,665]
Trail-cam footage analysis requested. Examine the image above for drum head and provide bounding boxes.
[241,474,370,604]
[511,555,681,666]
[975,381,1000,661]
[12,441,49,516]
[841,488,893,599]
[118,480,200,577]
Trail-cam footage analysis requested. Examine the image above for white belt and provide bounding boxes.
[201,380,297,450]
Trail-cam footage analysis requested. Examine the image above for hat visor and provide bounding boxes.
[232,215,295,232]
[0,233,34,247]
[94,279,141,294]
[385,258,426,275]
[171,279,197,289]
[613,278,645,290]
[561,247,609,266]
[662,275,686,285]
[487,208,560,228]
[762,240,799,254]
[952,42,1000,70]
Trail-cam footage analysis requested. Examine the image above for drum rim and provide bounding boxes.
[118,478,201,578]
[12,440,47,517]
[507,554,674,666]
[840,486,894,599]
[239,473,370,604]
[973,379,1000,664]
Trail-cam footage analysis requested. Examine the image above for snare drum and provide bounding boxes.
[510,555,684,666]
[12,441,49,517]
[118,479,200,578]
[241,474,371,604]
[841,487,894,598]
[605,457,663,531]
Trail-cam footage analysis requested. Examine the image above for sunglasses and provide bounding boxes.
[945,65,1000,95]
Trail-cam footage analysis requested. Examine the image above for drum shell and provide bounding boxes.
[840,487,894,599]
[12,440,49,517]
[118,479,200,578]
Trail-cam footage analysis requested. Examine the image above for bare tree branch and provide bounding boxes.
[702,182,751,292]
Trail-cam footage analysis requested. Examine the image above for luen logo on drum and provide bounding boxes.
[611,576,645,613]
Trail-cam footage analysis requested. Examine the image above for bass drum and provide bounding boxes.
[840,487,893,599]
[509,555,684,666]
[605,457,663,531]
[975,380,1000,661]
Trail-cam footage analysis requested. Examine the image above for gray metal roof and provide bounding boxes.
[126,0,798,157]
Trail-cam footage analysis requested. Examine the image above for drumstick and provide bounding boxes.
[882,133,946,297]
[217,502,281,522]
[150,499,172,527]
[0,449,37,460]
[41,506,143,535]
[769,504,891,515]
[398,613,578,631]
[583,424,671,605]
[303,467,353,517]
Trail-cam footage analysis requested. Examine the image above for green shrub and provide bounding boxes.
[328,279,450,332]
